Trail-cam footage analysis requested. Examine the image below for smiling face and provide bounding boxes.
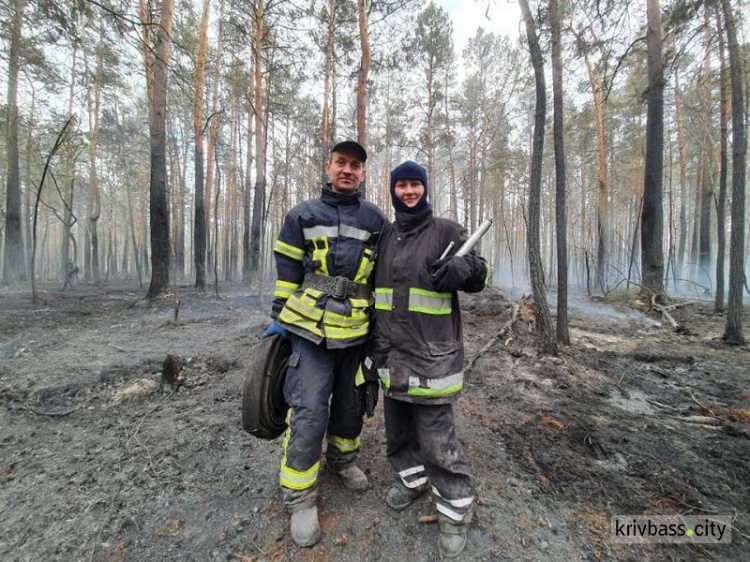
[325,150,366,193]
[393,178,425,208]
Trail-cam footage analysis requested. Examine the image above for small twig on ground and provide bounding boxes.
[688,390,716,417]
[23,406,78,417]
[419,514,438,524]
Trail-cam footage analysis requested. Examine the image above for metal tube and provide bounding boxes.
[455,218,493,256]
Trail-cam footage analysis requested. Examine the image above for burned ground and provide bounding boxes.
[0,282,748,561]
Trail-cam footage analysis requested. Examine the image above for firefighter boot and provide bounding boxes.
[438,531,467,559]
[335,464,369,491]
[386,480,428,511]
[290,503,321,547]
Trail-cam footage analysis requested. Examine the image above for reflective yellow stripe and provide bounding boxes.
[324,308,368,328]
[324,324,369,340]
[355,364,365,386]
[274,280,301,299]
[349,297,370,309]
[375,287,393,311]
[278,308,325,338]
[285,294,324,321]
[327,435,361,454]
[378,368,391,388]
[354,248,374,283]
[311,237,330,275]
[280,409,321,490]
[408,288,451,315]
[274,239,304,261]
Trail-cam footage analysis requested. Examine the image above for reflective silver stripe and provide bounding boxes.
[408,371,464,392]
[408,288,451,314]
[432,487,474,508]
[403,476,429,489]
[436,503,468,522]
[303,224,374,241]
[399,465,426,478]
[339,224,372,241]
[375,289,393,310]
[303,225,339,240]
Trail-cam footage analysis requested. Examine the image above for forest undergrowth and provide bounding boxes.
[0,282,748,561]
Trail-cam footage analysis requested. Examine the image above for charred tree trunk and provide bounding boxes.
[714,7,728,311]
[193,0,211,291]
[356,0,369,198]
[519,0,556,355]
[249,0,266,284]
[640,0,665,300]
[550,0,569,345]
[146,0,175,298]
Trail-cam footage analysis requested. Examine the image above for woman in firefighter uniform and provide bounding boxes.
[373,161,487,559]
[263,141,386,547]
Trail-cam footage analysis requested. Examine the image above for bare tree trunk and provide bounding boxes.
[720,0,746,344]
[698,3,714,293]
[146,0,175,298]
[356,0,370,198]
[640,0,665,300]
[86,19,104,284]
[674,68,688,287]
[321,0,336,182]
[519,0,556,355]
[249,0,266,284]
[61,35,79,287]
[242,54,254,284]
[2,0,27,283]
[194,0,211,291]
[550,0,569,345]
[714,6,728,311]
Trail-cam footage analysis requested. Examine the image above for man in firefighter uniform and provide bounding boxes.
[373,161,487,559]
[262,140,386,547]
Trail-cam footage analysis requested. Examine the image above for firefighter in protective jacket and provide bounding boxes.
[263,140,386,548]
[373,161,487,559]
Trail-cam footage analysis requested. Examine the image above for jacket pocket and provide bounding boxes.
[427,340,461,357]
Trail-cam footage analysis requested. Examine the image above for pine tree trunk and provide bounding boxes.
[519,0,556,355]
[2,0,27,283]
[714,6,728,311]
[640,0,665,300]
[550,0,569,345]
[249,0,266,284]
[356,0,369,198]
[720,0,746,344]
[194,0,211,291]
[146,0,175,298]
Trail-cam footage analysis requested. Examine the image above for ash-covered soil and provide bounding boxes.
[0,282,748,561]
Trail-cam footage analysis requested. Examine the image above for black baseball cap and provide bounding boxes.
[330,140,367,163]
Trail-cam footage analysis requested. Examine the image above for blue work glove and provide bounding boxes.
[261,321,289,340]
[430,255,473,293]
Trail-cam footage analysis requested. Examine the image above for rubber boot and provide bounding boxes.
[290,504,321,547]
[335,464,369,491]
[438,531,467,559]
[386,480,428,510]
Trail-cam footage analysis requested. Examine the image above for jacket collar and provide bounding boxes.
[321,184,361,206]
[395,206,433,235]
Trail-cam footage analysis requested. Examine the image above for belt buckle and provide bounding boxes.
[330,276,349,299]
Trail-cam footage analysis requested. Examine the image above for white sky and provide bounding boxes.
[433,0,523,54]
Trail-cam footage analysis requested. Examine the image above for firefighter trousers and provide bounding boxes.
[384,396,476,533]
[280,334,365,508]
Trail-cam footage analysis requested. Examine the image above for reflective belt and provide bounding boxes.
[408,288,451,315]
[407,371,464,398]
[374,288,393,311]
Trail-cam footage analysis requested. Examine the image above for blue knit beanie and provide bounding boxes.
[390,161,430,214]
